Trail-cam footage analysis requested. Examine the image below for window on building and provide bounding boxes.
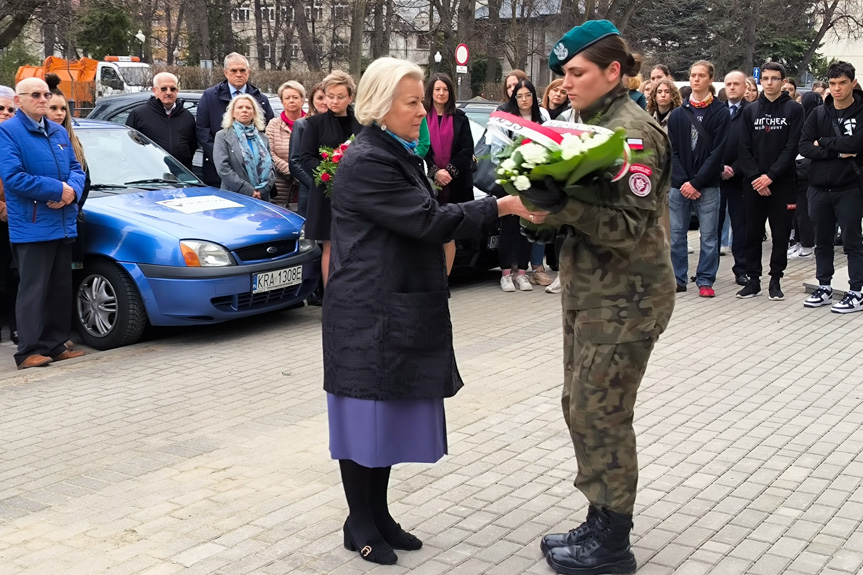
[333,1,350,19]
[291,43,300,61]
[261,44,271,60]
[263,7,276,21]
[305,1,323,20]
[232,6,250,21]
[417,33,430,49]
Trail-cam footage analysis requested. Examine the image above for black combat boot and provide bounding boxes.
[540,505,598,554]
[545,509,636,575]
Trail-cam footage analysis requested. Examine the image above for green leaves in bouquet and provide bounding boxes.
[564,128,627,186]
[530,151,585,182]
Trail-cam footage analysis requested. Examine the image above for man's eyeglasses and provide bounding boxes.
[0,105,15,113]
[158,86,178,92]
[17,92,53,100]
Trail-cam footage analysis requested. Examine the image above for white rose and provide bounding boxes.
[518,143,548,165]
[560,134,586,160]
[582,133,610,149]
[500,158,517,171]
[514,175,531,191]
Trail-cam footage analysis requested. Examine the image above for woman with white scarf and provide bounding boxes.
[214,94,275,200]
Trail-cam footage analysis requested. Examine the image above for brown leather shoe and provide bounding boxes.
[52,350,85,362]
[17,355,53,370]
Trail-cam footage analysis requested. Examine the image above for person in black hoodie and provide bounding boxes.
[788,91,823,259]
[718,70,750,286]
[126,73,198,171]
[735,61,804,301]
[667,60,729,297]
[799,61,863,313]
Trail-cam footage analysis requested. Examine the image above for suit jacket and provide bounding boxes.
[721,99,748,189]
[195,81,275,185]
[212,127,275,201]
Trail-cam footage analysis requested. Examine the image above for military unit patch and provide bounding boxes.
[628,173,651,197]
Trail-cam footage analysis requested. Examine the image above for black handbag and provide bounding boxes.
[473,129,506,198]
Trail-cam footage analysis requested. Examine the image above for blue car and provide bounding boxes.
[74,120,321,350]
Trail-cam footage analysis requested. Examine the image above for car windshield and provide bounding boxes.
[77,127,203,196]
[118,65,151,88]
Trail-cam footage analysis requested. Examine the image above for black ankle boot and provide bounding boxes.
[540,505,598,554]
[545,509,636,575]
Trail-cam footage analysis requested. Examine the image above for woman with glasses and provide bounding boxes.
[299,70,363,290]
[266,81,306,209]
[496,79,549,292]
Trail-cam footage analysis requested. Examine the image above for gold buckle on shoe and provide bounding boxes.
[361,545,372,557]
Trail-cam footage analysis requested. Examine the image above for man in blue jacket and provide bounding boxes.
[195,53,275,186]
[667,60,729,297]
[0,78,86,369]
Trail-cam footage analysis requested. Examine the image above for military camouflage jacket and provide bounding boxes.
[545,87,676,310]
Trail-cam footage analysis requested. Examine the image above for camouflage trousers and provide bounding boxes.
[561,298,673,515]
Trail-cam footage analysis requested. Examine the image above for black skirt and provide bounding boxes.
[305,184,332,241]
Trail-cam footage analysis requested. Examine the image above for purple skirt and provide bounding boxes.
[327,393,447,468]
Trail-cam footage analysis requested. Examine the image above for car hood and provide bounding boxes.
[87,187,304,247]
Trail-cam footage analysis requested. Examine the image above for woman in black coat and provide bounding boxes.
[324,57,536,566]
[423,73,474,274]
[298,71,362,287]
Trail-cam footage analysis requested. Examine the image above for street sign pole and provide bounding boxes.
[455,44,469,100]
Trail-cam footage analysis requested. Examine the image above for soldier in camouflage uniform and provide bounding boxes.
[529,21,676,575]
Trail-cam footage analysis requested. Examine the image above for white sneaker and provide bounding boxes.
[687,243,694,254]
[513,273,533,291]
[787,243,801,258]
[804,286,832,308]
[500,274,516,292]
[831,292,863,313]
[798,247,813,258]
[720,246,729,256]
[546,275,562,294]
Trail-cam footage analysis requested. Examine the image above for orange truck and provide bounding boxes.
[15,56,151,112]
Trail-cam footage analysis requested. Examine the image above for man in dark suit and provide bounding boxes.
[719,70,749,286]
[195,53,275,186]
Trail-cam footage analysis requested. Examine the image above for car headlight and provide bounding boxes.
[180,240,235,266]
[298,238,317,253]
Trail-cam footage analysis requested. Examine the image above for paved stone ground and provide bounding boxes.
[1,235,862,575]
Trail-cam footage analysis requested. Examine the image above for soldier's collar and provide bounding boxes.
[580,85,628,125]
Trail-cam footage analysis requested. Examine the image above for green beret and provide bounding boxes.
[549,20,621,76]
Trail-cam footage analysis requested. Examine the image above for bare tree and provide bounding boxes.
[796,0,863,75]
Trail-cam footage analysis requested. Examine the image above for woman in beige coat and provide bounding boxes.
[265,81,306,208]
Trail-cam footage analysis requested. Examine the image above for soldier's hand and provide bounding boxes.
[521,177,568,213]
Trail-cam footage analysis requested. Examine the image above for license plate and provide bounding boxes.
[252,265,302,294]
[487,235,500,249]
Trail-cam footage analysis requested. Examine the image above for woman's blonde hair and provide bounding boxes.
[221,94,265,131]
[277,80,306,102]
[541,78,565,109]
[627,73,643,91]
[321,70,356,97]
[354,57,424,127]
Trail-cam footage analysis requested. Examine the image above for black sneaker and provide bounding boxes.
[736,279,761,299]
[735,274,750,286]
[831,292,863,314]
[768,278,784,301]
[804,286,833,308]
[676,284,687,293]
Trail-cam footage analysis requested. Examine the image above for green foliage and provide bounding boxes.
[470,54,488,97]
[809,54,837,82]
[76,0,133,59]
[0,37,38,86]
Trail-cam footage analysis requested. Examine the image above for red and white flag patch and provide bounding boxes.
[626,138,644,151]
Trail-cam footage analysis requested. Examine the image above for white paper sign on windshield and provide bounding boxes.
[156,195,244,214]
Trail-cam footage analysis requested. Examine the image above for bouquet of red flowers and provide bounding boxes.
[314,136,354,198]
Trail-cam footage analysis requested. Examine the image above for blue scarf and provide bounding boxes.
[383,127,418,154]
[232,121,273,191]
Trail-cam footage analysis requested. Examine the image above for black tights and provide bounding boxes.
[339,460,398,543]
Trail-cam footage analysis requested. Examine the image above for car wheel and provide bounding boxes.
[75,260,148,350]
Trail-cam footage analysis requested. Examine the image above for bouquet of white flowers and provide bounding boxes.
[485,111,631,233]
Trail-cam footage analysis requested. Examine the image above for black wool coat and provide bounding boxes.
[424,108,475,204]
[322,126,499,401]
